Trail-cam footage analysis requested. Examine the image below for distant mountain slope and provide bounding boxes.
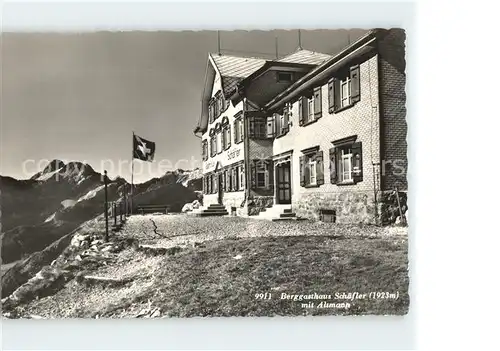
[1,160,203,266]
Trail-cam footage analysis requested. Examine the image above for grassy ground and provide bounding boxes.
[5,215,409,318]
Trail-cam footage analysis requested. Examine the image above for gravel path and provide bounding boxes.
[118,214,407,249]
[5,214,407,319]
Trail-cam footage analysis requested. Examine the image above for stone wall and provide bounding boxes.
[293,190,377,224]
[247,196,274,216]
[291,188,407,225]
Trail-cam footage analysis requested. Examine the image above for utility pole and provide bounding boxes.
[104,170,109,242]
[217,30,221,55]
[275,36,279,59]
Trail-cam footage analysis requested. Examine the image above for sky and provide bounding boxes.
[1,29,368,183]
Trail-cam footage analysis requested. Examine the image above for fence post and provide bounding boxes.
[113,202,117,226]
[104,170,109,242]
[120,200,123,223]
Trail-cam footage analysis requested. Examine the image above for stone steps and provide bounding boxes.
[192,204,228,217]
[255,205,300,221]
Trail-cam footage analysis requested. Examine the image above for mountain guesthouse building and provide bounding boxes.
[193,29,407,224]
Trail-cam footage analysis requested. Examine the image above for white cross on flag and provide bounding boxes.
[133,134,156,162]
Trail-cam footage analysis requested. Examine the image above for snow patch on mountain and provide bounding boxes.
[36,168,63,181]
[77,185,105,202]
[61,199,77,209]
[44,213,56,223]
[176,168,202,187]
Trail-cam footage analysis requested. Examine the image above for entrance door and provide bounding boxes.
[218,173,223,204]
[276,161,291,204]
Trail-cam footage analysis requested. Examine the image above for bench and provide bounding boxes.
[136,204,170,215]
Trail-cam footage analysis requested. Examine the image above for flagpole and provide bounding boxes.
[131,131,135,215]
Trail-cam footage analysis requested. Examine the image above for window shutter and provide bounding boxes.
[267,161,274,190]
[333,78,341,112]
[298,98,304,126]
[227,126,231,149]
[314,87,322,119]
[329,147,337,184]
[328,79,334,112]
[352,142,363,183]
[233,120,238,144]
[350,65,360,103]
[250,162,256,189]
[316,150,324,185]
[274,113,280,137]
[299,156,305,187]
[283,106,289,133]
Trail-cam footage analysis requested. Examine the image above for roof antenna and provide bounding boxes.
[275,35,279,59]
[217,30,221,55]
[298,29,303,50]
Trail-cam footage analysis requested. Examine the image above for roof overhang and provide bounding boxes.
[265,29,382,111]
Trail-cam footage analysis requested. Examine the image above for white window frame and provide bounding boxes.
[340,76,351,108]
[307,97,314,122]
[238,119,244,142]
[339,147,353,182]
[256,164,268,188]
[308,157,317,185]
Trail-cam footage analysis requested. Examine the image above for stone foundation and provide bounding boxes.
[292,189,408,225]
[247,196,274,216]
[293,191,377,224]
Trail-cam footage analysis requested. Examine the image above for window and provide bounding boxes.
[234,117,244,143]
[212,174,217,193]
[277,71,293,83]
[308,157,317,185]
[223,124,231,150]
[210,136,216,157]
[299,147,324,188]
[202,140,208,161]
[232,168,238,191]
[307,97,314,122]
[250,160,271,189]
[339,147,353,182]
[340,76,351,108]
[256,164,267,188]
[329,65,360,113]
[298,91,322,126]
[208,100,215,124]
[329,139,363,184]
[239,166,245,190]
[249,117,267,139]
[216,132,222,154]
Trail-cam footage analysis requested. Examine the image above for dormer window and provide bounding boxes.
[277,71,293,83]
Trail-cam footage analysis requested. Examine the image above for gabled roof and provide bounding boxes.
[209,54,267,97]
[210,54,266,79]
[278,49,332,65]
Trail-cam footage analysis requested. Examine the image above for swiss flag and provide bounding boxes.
[133,134,156,162]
